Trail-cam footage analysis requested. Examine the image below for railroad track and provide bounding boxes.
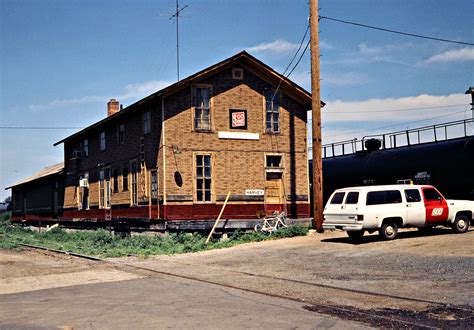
[18,242,473,328]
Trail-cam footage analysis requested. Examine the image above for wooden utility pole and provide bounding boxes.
[310,0,324,232]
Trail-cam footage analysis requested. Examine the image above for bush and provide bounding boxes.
[1,221,309,257]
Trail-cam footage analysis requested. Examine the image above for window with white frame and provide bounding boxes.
[264,91,280,133]
[193,87,211,131]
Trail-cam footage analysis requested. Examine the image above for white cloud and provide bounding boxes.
[425,47,474,63]
[322,93,468,123]
[29,95,104,112]
[246,39,300,54]
[357,43,382,56]
[29,80,172,112]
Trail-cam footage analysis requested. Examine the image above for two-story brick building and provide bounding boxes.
[10,51,318,226]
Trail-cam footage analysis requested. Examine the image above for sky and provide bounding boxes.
[1,0,473,200]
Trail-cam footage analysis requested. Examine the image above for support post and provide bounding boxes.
[310,0,324,232]
[206,191,231,243]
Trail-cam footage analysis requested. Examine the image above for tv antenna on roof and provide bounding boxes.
[169,0,188,82]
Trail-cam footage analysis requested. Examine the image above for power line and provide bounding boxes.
[287,39,311,78]
[281,24,310,77]
[326,104,466,114]
[271,24,310,101]
[323,109,467,139]
[319,16,474,46]
[0,126,84,130]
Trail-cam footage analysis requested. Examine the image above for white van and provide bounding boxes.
[323,184,473,240]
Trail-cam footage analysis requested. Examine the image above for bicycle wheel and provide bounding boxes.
[254,223,263,232]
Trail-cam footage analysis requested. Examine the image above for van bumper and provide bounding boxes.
[323,223,364,231]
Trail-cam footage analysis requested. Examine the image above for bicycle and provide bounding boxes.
[254,211,289,235]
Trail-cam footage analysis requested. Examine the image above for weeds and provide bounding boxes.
[0,213,309,258]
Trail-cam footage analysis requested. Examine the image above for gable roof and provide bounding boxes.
[54,50,322,146]
[6,162,64,189]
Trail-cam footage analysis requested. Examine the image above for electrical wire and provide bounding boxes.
[0,126,84,130]
[326,104,466,114]
[323,109,467,139]
[319,15,474,46]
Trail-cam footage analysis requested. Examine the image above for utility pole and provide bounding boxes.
[310,0,324,232]
[169,0,188,81]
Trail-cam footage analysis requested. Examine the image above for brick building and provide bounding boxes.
[10,51,319,225]
[7,163,65,221]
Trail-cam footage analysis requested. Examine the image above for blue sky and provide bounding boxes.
[1,0,473,200]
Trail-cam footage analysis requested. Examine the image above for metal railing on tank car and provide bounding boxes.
[321,118,473,158]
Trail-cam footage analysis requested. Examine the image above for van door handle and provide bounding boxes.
[406,204,411,207]
[341,206,346,209]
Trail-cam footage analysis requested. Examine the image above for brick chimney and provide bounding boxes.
[107,99,120,116]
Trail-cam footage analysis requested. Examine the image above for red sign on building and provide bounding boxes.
[229,109,247,129]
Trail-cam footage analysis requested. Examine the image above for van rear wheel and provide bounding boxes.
[379,222,398,240]
[347,230,365,240]
[452,215,470,233]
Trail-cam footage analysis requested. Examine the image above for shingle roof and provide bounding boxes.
[5,162,64,189]
[54,50,320,146]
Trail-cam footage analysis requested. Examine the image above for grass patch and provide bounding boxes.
[0,214,309,258]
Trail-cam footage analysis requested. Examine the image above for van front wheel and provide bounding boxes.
[380,222,398,240]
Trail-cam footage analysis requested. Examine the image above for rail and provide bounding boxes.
[322,118,474,158]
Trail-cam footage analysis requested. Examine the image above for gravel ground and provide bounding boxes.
[1,227,473,328]
[113,228,474,310]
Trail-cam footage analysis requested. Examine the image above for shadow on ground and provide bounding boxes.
[321,228,465,245]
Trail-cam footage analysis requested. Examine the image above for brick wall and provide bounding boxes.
[62,60,309,219]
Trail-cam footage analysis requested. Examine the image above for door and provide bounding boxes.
[421,187,449,225]
[403,188,425,226]
[265,172,284,213]
[323,190,360,224]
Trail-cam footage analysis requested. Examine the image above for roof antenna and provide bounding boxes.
[169,0,188,82]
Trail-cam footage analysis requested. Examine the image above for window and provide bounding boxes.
[264,90,280,133]
[345,192,359,204]
[193,87,211,131]
[330,192,345,204]
[232,67,243,80]
[122,167,129,192]
[266,155,282,168]
[366,190,402,205]
[83,139,89,157]
[151,170,158,199]
[113,170,119,193]
[99,168,111,209]
[405,189,421,202]
[100,132,106,151]
[131,161,138,205]
[423,188,443,201]
[78,172,89,210]
[99,169,105,208]
[143,111,151,134]
[118,123,124,144]
[196,154,212,202]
